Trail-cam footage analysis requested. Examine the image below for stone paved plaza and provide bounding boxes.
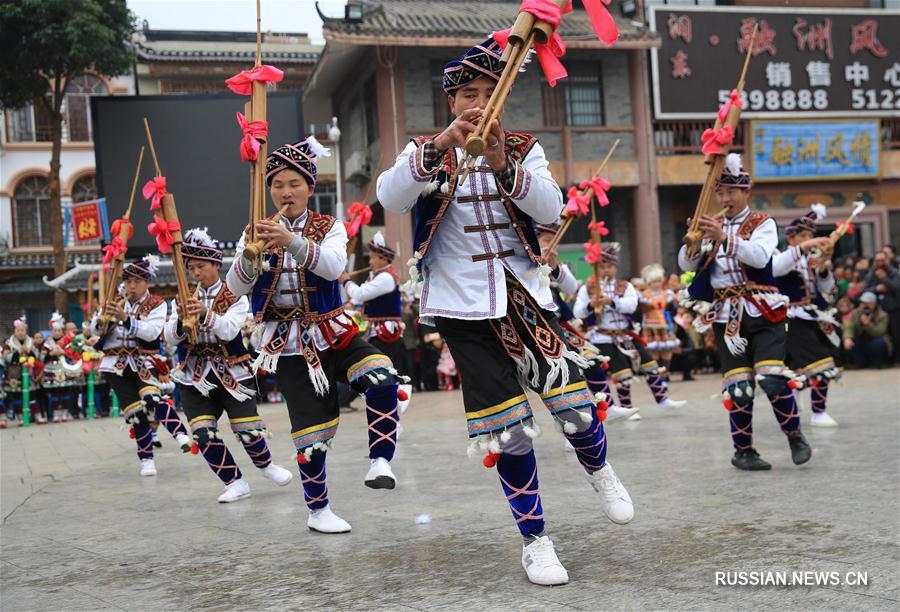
[1,369,898,610]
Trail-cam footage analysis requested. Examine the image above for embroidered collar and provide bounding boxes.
[199,279,222,298]
[724,207,750,225]
[126,291,149,309]
[281,210,309,232]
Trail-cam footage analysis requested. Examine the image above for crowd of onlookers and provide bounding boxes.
[3,246,896,424]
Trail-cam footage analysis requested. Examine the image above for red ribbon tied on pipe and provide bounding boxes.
[346,202,373,238]
[565,186,591,216]
[493,0,618,88]
[700,124,735,156]
[225,64,285,95]
[109,217,133,240]
[142,176,167,211]
[836,221,854,235]
[583,241,603,264]
[579,176,612,207]
[147,215,181,254]
[717,89,744,122]
[101,236,126,270]
[588,220,609,236]
[236,112,268,162]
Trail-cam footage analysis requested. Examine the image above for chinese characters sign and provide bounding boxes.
[749,119,879,182]
[68,198,107,243]
[649,6,899,119]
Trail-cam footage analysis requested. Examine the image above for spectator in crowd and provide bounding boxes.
[846,268,866,303]
[834,264,851,298]
[865,253,900,361]
[419,329,442,392]
[843,292,892,369]
[883,244,898,269]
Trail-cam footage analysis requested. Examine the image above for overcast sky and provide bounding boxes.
[128,0,347,43]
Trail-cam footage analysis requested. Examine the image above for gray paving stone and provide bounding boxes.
[1,369,898,610]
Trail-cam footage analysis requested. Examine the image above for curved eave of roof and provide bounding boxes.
[133,44,320,64]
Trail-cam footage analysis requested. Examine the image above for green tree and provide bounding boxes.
[0,0,134,312]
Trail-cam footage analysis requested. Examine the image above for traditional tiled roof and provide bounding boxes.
[133,30,321,64]
[319,0,660,49]
[0,251,104,272]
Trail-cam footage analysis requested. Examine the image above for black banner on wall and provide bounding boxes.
[649,6,900,119]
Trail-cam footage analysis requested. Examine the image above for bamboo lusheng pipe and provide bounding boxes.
[452,0,569,186]
[346,266,372,278]
[543,139,620,256]
[243,203,290,260]
[100,147,144,326]
[144,117,197,342]
[684,22,758,258]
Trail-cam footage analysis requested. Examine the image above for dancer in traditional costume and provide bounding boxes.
[574,248,685,421]
[639,264,680,367]
[165,228,293,502]
[340,231,413,414]
[678,154,815,470]
[227,136,402,534]
[41,312,81,422]
[536,223,635,424]
[90,256,193,476]
[377,36,633,586]
[1,318,39,427]
[773,205,841,427]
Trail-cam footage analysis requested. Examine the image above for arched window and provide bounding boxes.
[13,176,51,247]
[65,75,108,142]
[71,174,98,203]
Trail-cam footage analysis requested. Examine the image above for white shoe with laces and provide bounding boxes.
[521,535,569,586]
[585,462,634,524]
[627,412,642,421]
[605,404,639,423]
[260,463,293,486]
[658,398,686,409]
[810,412,839,427]
[217,477,251,503]
[364,457,396,489]
[139,458,157,477]
[307,505,352,533]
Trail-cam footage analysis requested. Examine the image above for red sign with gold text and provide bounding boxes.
[71,200,103,243]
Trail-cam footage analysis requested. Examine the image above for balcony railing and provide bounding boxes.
[653,120,746,156]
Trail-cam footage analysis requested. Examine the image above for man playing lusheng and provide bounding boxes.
[227,137,402,534]
[166,228,293,503]
[377,36,633,586]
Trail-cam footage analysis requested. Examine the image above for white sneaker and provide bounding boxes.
[260,463,293,486]
[521,535,569,586]
[658,398,686,409]
[585,462,634,524]
[139,458,157,477]
[627,412,642,421]
[364,457,396,490]
[217,478,251,503]
[810,412,839,427]
[175,432,193,453]
[307,504,352,533]
[605,404,639,423]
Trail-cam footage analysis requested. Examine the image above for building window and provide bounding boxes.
[13,176,52,248]
[4,96,54,142]
[309,182,337,217]
[71,174,98,203]
[431,61,451,128]
[542,63,605,127]
[65,75,108,142]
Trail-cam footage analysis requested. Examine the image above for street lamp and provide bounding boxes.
[328,116,343,220]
